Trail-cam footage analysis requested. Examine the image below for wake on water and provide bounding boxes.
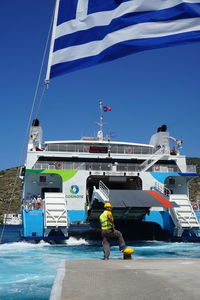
[1,238,200,256]
[65,236,89,245]
[0,239,200,299]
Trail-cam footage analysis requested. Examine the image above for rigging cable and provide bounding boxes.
[21,4,55,160]
[0,4,55,243]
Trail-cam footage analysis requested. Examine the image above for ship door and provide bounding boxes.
[86,175,142,205]
[41,188,60,199]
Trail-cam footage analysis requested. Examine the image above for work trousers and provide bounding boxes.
[101,228,126,259]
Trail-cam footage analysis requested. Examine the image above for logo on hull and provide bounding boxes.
[70,185,79,194]
[66,185,83,199]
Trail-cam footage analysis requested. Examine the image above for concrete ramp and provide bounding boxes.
[50,259,200,300]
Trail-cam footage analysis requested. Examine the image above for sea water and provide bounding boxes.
[1,239,200,300]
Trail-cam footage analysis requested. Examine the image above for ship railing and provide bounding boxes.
[139,147,169,172]
[33,161,194,173]
[34,162,142,172]
[22,199,44,210]
[147,165,196,173]
[149,165,181,173]
[116,164,140,172]
[34,162,112,171]
[99,180,110,199]
[154,182,171,198]
[186,165,197,173]
[46,143,154,155]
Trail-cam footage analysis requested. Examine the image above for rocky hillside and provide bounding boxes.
[0,167,22,223]
[0,158,199,222]
[187,158,200,201]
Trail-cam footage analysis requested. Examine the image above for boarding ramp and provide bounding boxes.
[89,182,175,221]
[44,193,68,237]
[50,259,200,300]
[169,194,200,237]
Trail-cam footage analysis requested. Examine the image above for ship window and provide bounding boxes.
[89,146,108,153]
[109,177,126,182]
[169,178,175,185]
[49,144,58,151]
[117,146,125,153]
[133,147,141,154]
[67,144,76,152]
[40,176,46,183]
[110,145,118,153]
[142,147,151,154]
[59,144,67,151]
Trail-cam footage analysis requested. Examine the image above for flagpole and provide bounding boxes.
[45,0,60,84]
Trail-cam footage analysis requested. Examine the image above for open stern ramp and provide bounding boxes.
[169,194,200,237]
[44,193,68,237]
[89,182,174,221]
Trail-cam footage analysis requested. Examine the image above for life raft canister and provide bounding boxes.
[192,204,198,210]
[55,162,63,169]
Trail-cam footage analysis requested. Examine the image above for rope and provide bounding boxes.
[0,4,55,244]
[20,8,55,166]
[34,83,47,121]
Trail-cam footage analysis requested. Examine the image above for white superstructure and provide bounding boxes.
[20,103,198,240]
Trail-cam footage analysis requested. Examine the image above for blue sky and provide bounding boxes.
[1,0,200,171]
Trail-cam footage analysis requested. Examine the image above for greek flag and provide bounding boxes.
[46,0,200,80]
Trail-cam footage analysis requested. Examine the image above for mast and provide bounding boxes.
[45,0,60,84]
[97,101,104,140]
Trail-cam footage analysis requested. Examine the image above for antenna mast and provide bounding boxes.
[97,101,104,140]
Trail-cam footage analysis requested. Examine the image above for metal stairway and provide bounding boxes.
[169,194,200,237]
[44,193,68,237]
[140,147,168,172]
[91,181,110,205]
[88,181,110,220]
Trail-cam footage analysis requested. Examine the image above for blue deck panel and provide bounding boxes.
[195,211,200,220]
[23,209,44,237]
[68,210,87,222]
[144,211,174,233]
[22,209,87,238]
[22,209,200,240]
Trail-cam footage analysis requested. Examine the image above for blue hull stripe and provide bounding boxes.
[151,172,197,184]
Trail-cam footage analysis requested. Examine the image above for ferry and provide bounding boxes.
[20,102,200,242]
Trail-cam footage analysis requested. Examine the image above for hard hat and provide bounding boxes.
[104,202,112,208]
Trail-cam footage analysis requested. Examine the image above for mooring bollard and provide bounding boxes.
[123,248,134,260]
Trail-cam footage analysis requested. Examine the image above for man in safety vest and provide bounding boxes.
[99,202,126,260]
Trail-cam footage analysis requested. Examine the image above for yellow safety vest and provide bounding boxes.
[99,211,113,230]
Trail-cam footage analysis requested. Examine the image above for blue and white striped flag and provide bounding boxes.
[46,0,200,80]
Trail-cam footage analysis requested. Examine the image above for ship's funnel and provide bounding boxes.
[28,119,43,151]
[150,125,170,152]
